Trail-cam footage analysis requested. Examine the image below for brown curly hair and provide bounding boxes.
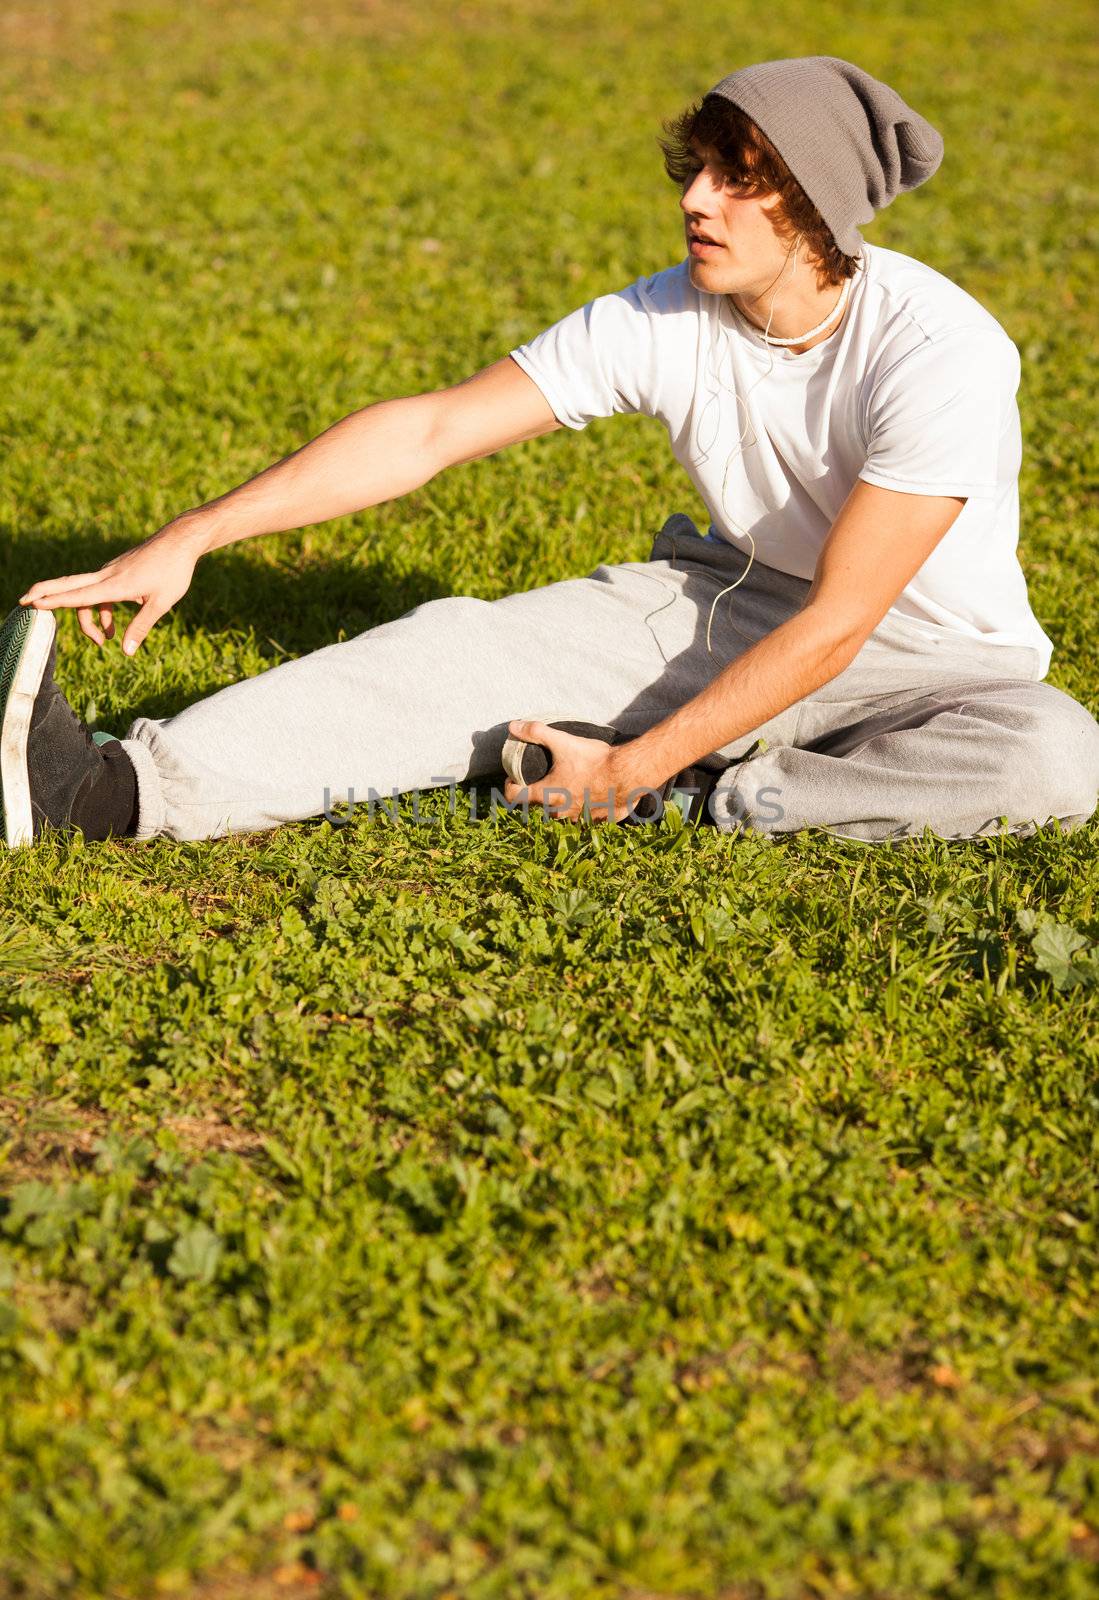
[658,95,861,288]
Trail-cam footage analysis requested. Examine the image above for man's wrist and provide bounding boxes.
[162,507,228,558]
[608,735,677,799]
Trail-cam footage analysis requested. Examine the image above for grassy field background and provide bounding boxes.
[1,1,1098,1596]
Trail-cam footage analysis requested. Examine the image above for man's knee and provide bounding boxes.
[408,594,493,629]
[391,593,500,664]
[1001,683,1099,824]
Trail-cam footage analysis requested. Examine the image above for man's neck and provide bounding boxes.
[729,273,854,355]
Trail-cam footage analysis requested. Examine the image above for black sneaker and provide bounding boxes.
[500,719,723,825]
[0,605,138,848]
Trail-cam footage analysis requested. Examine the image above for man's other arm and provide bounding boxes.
[507,481,967,819]
[613,480,967,791]
[21,357,560,651]
[185,356,564,552]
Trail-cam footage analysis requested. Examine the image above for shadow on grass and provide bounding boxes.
[7,526,456,661]
[7,526,463,730]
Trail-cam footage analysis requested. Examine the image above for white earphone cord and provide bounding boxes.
[642,234,858,659]
[703,233,802,656]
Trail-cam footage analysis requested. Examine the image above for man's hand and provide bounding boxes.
[503,719,644,823]
[19,517,207,654]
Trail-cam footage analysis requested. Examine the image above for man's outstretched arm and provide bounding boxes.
[20,356,561,655]
[507,481,967,819]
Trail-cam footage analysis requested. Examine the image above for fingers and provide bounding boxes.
[26,587,161,656]
[502,775,605,823]
[506,718,585,767]
[507,718,554,742]
[502,777,568,817]
[121,599,164,657]
[73,607,115,647]
[507,719,609,756]
[76,606,107,648]
[20,572,111,606]
[19,580,123,613]
[506,717,561,762]
[502,776,531,806]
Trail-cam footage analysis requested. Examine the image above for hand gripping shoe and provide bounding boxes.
[500,719,722,825]
[0,605,138,848]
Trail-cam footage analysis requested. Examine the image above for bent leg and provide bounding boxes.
[711,678,1099,842]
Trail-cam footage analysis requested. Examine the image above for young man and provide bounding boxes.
[4,55,1098,847]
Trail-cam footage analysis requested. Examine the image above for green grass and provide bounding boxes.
[1,2,1098,1596]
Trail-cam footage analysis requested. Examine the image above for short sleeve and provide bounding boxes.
[509,275,667,431]
[858,327,1020,499]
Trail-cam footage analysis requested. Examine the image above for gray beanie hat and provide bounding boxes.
[706,55,944,255]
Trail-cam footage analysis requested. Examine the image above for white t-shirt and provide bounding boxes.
[510,242,1053,676]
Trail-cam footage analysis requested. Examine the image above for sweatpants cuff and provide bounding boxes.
[119,735,165,841]
[709,755,788,837]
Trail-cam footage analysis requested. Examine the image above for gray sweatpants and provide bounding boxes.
[120,514,1099,844]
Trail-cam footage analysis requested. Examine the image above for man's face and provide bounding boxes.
[679,142,790,295]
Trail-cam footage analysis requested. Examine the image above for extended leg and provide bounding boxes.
[120,523,804,841]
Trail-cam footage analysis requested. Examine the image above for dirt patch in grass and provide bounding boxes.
[0,1097,265,1183]
[15,1277,90,1336]
[0,1097,108,1182]
[624,1588,763,1600]
[160,1114,266,1156]
[183,1565,334,1599]
[824,1329,927,1403]
[190,1416,267,1475]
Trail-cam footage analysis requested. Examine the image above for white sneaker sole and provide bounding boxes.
[1,607,57,849]
[500,733,529,786]
[500,713,579,787]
